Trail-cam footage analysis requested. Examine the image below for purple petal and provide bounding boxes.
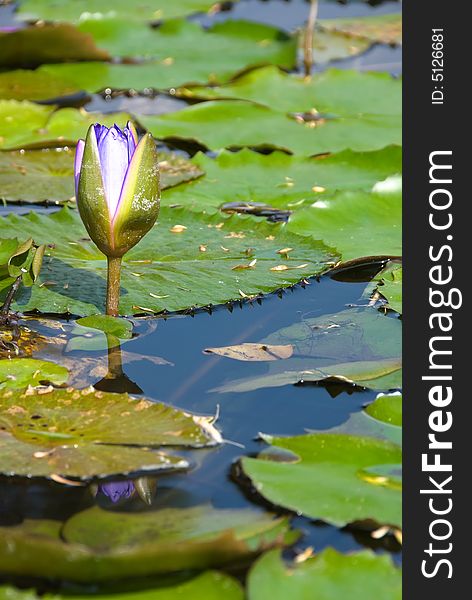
[125,127,137,162]
[96,126,130,218]
[74,139,85,197]
[100,481,135,503]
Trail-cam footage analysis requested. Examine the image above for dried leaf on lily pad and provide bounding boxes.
[204,344,293,362]
[0,22,110,68]
[0,149,203,204]
[0,208,337,316]
[0,571,244,600]
[0,386,220,479]
[0,506,293,581]
[0,101,131,150]
[0,358,68,390]
[240,432,402,529]
[212,308,401,393]
[248,548,401,600]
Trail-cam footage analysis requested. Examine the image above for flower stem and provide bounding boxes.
[106,256,122,316]
[303,0,318,78]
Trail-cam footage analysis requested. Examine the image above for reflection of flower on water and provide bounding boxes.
[96,477,156,505]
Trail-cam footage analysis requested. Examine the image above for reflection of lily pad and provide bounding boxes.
[162,147,402,213]
[18,0,241,23]
[39,19,296,90]
[0,207,337,316]
[248,548,401,600]
[1,571,244,600]
[0,386,219,479]
[212,308,402,393]
[0,507,292,580]
[0,149,204,204]
[0,357,68,390]
[287,189,402,261]
[240,432,402,528]
[0,101,130,150]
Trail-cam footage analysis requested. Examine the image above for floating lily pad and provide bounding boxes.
[366,393,402,427]
[66,314,134,351]
[0,149,203,204]
[0,101,130,150]
[0,386,220,479]
[368,262,402,313]
[305,28,371,65]
[0,357,68,390]
[211,307,402,393]
[287,188,402,261]
[248,548,401,600]
[163,147,401,213]
[17,0,240,23]
[0,22,110,68]
[0,207,337,316]
[39,19,296,91]
[176,67,401,117]
[320,13,402,46]
[240,432,402,528]
[139,100,400,156]
[0,571,243,600]
[0,506,291,580]
[1,571,243,600]
[0,69,82,101]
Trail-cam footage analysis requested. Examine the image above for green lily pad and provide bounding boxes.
[176,66,401,117]
[240,432,402,528]
[287,188,402,262]
[0,571,244,600]
[0,237,45,294]
[0,386,220,479]
[211,307,402,393]
[162,147,402,213]
[320,13,402,46]
[0,101,130,150]
[139,100,400,156]
[39,19,296,91]
[0,207,338,316]
[305,28,371,65]
[248,548,401,600]
[0,507,291,580]
[0,149,204,204]
[368,262,403,313]
[319,393,402,447]
[366,393,402,427]
[0,23,110,68]
[66,314,134,351]
[0,69,82,101]
[0,357,68,390]
[17,0,240,22]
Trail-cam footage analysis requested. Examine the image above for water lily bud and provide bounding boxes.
[99,480,135,503]
[75,122,160,258]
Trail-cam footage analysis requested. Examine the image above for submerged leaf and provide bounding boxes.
[204,343,293,362]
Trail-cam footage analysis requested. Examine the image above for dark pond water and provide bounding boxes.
[0,0,402,588]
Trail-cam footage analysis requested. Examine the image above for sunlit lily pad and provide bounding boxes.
[139,99,400,156]
[39,19,296,91]
[66,314,134,351]
[0,506,292,580]
[0,357,68,389]
[0,386,220,479]
[0,23,110,68]
[162,147,402,213]
[287,188,402,262]
[240,432,402,528]
[366,393,402,427]
[248,548,401,600]
[0,149,204,204]
[0,207,338,316]
[0,101,130,150]
[176,66,401,116]
[0,571,243,600]
[320,13,402,46]
[367,262,402,313]
[211,307,402,393]
[17,0,241,22]
[0,69,82,101]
